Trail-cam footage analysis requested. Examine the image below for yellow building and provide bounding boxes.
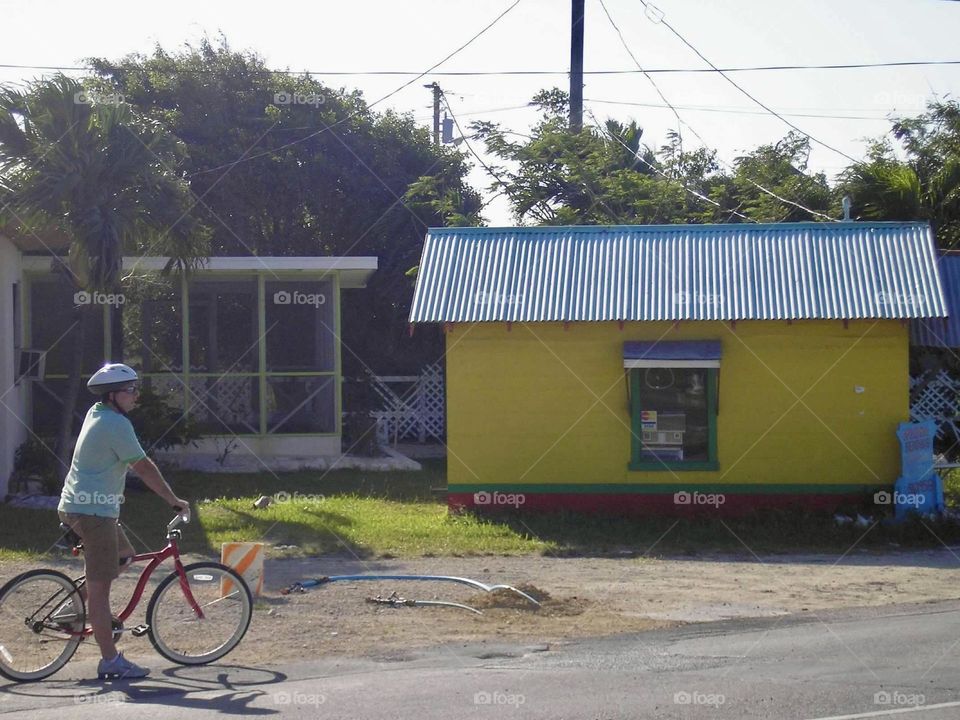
[410,223,947,515]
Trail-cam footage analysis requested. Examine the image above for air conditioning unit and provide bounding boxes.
[17,349,46,381]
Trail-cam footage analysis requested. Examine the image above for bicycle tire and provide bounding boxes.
[0,569,85,682]
[146,562,252,665]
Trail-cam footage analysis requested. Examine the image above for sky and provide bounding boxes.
[1,0,958,225]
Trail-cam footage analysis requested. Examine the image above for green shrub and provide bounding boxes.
[8,436,61,496]
[128,385,201,453]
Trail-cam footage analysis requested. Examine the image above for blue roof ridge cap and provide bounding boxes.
[426,221,933,234]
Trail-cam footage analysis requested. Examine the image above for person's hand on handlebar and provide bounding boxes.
[170,497,190,522]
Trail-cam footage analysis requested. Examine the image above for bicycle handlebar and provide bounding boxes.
[167,507,191,532]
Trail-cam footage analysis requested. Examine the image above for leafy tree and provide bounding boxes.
[839,100,960,248]
[0,74,206,471]
[716,132,834,223]
[89,38,481,375]
[475,89,834,226]
[473,89,676,225]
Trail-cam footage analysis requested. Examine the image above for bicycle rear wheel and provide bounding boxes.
[0,569,85,682]
[146,562,252,665]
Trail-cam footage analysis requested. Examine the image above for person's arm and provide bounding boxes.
[130,456,188,510]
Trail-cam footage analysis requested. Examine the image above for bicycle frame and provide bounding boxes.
[59,517,204,638]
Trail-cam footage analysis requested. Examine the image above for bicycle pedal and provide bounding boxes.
[131,624,150,637]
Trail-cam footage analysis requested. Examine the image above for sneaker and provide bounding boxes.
[97,652,149,680]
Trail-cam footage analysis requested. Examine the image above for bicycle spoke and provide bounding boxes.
[147,563,251,665]
[0,571,84,682]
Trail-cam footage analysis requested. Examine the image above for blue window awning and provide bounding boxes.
[623,340,722,368]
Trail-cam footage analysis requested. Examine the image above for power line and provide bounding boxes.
[585,98,893,121]
[597,0,836,222]
[443,93,628,224]
[427,97,908,122]
[446,88,756,224]
[637,0,861,165]
[584,109,754,223]
[598,0,684,153]
[439,93,528,219]
[3,60,960,76]
[182,0,523,178]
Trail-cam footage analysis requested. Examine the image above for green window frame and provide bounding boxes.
[628,367,719,471]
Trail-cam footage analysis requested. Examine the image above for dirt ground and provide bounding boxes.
[5,548,960,667]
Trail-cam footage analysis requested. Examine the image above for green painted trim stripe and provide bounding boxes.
[629,461,719,471]
[447,483,883,495]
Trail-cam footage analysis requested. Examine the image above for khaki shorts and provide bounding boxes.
[58,512,134,581]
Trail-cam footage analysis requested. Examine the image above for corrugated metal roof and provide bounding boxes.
[912,254,960,347]
[409,222,948,323]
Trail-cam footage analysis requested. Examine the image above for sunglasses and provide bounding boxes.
[118,386,140,395]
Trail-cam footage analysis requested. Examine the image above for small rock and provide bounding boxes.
[253,495,272,509]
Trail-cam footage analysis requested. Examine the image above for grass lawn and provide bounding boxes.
[2,460,960,561]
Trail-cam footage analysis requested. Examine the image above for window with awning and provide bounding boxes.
[624,341,720,471]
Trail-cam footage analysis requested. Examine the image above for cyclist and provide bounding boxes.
[57,363,188,680]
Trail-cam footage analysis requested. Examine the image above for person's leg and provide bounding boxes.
[70,515,120,659]
[85,577,118,659]
[72,515,149,678]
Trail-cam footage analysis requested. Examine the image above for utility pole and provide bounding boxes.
[570,0,585,132]
[424,82,441,146]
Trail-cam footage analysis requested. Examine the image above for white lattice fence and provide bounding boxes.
[371,364,445,443]
[910,370,960,441]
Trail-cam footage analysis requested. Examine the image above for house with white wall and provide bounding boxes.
[0,231,33,495]
[0,227,381,495]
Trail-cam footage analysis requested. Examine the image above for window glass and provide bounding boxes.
[29,278,106,375]
[119,277,182,372]
[266,376,336,433]
[189,376,260,434]
[636,368,709,463]
[264,280,335,372]
[188,280,258,373]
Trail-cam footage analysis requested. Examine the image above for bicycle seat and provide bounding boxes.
[56,523,83,553]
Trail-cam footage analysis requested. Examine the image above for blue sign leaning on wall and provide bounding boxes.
[893,420,945,520]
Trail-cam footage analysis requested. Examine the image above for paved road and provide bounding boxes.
[2,600,960,719]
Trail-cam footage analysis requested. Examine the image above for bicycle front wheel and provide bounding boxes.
[0,569,85,682]
[146,562,252,665]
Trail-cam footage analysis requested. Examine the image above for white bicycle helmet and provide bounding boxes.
[87,363,139,394]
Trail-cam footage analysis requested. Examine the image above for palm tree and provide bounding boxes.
[0,74,208,472]
[841,101,960,248]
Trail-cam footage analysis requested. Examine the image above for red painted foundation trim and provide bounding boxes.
[448,492,866,517]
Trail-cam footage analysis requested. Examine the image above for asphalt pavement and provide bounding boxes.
[2,599,960,719]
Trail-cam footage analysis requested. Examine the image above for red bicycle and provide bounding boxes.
[0,511,252,682]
